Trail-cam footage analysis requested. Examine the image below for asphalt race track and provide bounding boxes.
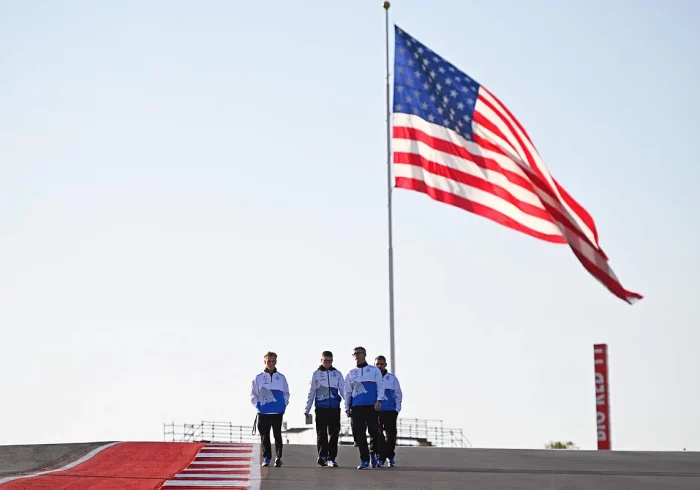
[260,445,700,490]
[1,442,699,489]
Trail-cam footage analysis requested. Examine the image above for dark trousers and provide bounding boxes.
[378,410,399,460]
[315,407,341,460]
[257,413,283,459]
[350,405,381,462]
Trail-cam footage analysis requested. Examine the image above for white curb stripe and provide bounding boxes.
[162,442,259,490]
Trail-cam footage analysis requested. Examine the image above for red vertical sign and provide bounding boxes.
[594,344,611,450]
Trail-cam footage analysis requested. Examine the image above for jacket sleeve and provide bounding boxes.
[250,376,259,408]
[283,375,290,406]
[304,372,316,414]
[343,372,352,411]
[394,375,403,412]
[337,371,345,401]
[376,367,386,401]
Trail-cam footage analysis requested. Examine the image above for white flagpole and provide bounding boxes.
[383,1,396,374]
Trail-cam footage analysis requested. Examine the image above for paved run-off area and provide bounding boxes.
[0,442,113,478]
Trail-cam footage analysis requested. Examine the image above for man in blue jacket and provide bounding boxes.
[251,351,290,467]
[375,354,403,467]
[343,346,386,469]
[304,350,345,467]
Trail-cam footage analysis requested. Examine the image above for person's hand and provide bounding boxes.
[346,410,352,417]
[374,401,382,411]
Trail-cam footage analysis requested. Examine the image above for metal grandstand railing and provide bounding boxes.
[163,418,471,448]
[163,421,260,444]
[339,417,471,448]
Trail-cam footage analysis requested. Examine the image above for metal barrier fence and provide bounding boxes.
[163,418,471,448]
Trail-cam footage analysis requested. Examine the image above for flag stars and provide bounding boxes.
[394,30,478,141]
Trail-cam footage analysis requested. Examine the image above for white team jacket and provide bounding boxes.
[250,369,290,415]
[378,371,402,412]
[343,364,386,411]
[304,367,345,413]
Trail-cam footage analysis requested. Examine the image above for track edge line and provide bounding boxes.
[0,442,122,487]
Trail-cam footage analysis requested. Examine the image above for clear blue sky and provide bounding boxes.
[1,0,698,451]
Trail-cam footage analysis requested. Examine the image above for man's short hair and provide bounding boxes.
[353,346,366,354]
[375,355,386,362]
[322,350,333,358]
[264,351,277,359]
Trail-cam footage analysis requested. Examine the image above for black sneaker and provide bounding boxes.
[317,456,327,467]
[274,457,283,467]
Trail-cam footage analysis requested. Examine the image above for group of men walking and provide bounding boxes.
[249,347,403,470]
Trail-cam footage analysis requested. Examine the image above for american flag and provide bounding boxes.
[391,26,642,304]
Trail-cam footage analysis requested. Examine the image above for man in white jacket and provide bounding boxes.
[343,346,386,469]
[250,351,290,468]
[375,354,403,467]
[304,350,345,467]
